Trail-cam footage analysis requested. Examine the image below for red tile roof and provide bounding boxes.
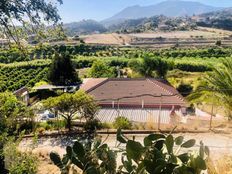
[81,78,186,108]
[81,78,108,92]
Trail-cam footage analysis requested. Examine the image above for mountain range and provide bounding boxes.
[63,0,232,36]
[102,0,221,26]
[63,20,107,36]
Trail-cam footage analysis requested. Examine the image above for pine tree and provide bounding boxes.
[48,53,80,86]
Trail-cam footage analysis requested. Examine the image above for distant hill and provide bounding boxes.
[108,15,197,33]
[64,20,107,36]
[102,0,221,27]
[196,8,232,31]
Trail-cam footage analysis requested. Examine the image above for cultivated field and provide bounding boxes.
[130,27,232,39]
[80,33,132,45]
[80,27,232,48]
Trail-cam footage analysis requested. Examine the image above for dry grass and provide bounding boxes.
[145,115,157,130]
[31,147,83,174]
[130,27,232,39]
[81,33,132,45]
[32,147,62,174]
[208,156,232,174]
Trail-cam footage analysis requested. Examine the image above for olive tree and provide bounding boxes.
[43,90,99,131]
[88,60,116,78]
[0,0,63,46]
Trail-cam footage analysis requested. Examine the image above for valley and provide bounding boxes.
[2,0,232,174]
[80,27,232,47]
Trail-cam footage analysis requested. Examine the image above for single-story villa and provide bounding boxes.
[14,87,30,105]
[80,78,187,125]
[33,84,78,92]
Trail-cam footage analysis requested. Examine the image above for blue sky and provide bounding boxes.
[58,0,232,23]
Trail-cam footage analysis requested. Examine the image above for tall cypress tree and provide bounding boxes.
[48,53,80,86]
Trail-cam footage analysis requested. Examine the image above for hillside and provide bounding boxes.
[108,15,197,33]
[195,8,232,31]
[102,0,221,26]
[64,20,107,36]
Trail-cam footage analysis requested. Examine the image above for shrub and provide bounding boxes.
[101,122,113,129]
[36,127,46,134]
[17,121,35,134]
[113,117,132,130]
[177,82,193,96]
[37,122,52,131]
[83,119,102,132]
[3,140,38,174]
[215,40,222,46]
[47,120,66,130]
[36,120,67,132]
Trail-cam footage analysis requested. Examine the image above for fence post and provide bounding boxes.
[209,103,214,130]
[209,93,215,130]
[158,94,162,130]
[117,99,120,118]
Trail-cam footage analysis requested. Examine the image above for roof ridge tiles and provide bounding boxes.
[146,78,173,95]
[147,78,185,102]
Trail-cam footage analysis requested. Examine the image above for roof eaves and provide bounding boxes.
[86,78,109,93]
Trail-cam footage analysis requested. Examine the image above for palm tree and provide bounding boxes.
[188,58,232,119]
[128,56,169,78]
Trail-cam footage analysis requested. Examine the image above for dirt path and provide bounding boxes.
[20,132,232,156]
[19,133,232,174]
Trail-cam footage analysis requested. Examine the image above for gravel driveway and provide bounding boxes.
[20,132,232,159]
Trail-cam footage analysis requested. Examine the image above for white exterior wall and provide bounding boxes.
[96,108,183,124]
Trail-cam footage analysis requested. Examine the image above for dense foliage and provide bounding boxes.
[3,139,37,174]
[0,92,34,173]
[0,44,230,92]
[88,60,117,78]
[0,45,231,64]
[0,45,110,63]
[0,60,49,92]
[0,92,33,134]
